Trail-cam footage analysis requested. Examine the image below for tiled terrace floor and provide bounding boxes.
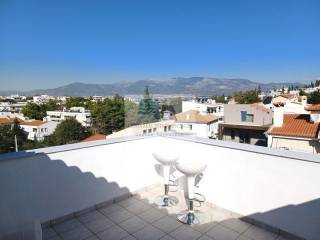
[43,185,290,240]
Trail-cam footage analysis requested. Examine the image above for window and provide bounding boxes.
[168,125,171,131]
[241,111,247,122]
[180,124,183,130]
[247,114,254,122]
[33,128,37,132]
[143,129,147,135]
[153,128,156,132]
[231,130,235,140]
[189,125,192,130]
[148,129,152,133]
[164,126,167,132]
[241,111,254,122]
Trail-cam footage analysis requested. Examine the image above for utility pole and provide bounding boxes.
[14,135,18,152]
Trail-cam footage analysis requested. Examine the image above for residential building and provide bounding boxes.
[108,120,175,138]
[175,110,221,138]
[267,105,320,154]
[0,118,23,126]
[81,133,107,142]
[182,97,224,117]
[0,102,27,112]
[20,120,58,141]
[219,104,273,146]
[0,112,27,121]
[33,95,51,104]
[92,95,105,102]
[46,107,92,127]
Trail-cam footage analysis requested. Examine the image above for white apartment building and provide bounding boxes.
[182,97,224,117]
[175,110,221,138]
[0,102,27,112]
[46,107,92,127]
[0,112,27,121]
[20,120,58,141]
[33,95,51,104]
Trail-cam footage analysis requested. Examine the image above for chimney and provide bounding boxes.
[273,106,284,127]
[301,96,307,106]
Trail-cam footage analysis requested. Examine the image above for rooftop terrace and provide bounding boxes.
[1,135,319,240]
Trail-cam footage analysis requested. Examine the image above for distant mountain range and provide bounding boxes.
[0,77,305,96]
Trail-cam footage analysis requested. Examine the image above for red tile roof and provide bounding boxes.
[0,118,23,125]
[270,114,319,138]
[21,120,46,126]
[82,133,106,142]
[175,110,220,124]
[305,104,320,112]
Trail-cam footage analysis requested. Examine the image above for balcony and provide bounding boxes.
[0,135,319,240]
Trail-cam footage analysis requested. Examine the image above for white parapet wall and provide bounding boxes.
[0,136,320,239]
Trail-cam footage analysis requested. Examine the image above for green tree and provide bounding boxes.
[138,86,160,123]
[0,119,27,153]
[234,90,261,104]
[124,100,140,127]
[22,101,59,120]
[22,103,46,120]
[308,90,320,104]
[52,119,91,145]
[65,97,87,108]
[92,95,125,134]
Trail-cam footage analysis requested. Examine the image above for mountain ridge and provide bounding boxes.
[0,77,305,96]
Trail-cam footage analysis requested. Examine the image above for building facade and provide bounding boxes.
[20,120,58,141]
[219,104,273,146]
[46,107,92,127]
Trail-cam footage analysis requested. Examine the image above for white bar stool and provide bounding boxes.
[152,153,179,207]
[176,162,207,225]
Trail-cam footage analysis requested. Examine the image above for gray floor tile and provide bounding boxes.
[97,225,130,240]
[206,224,239,240]
[122,236,137,240]
[159,235,175,240]
[53,219,83,234]
[169,225,202,240]
[220,218,251,234]
[138,208,166,223]
[59,226,92,240]
[83,217,115,233]
[243,225,278,240]
[85,236,100,240]
[192,221,218,234]
[119,216,148,234]
[77,210,106,223]
[42,227,58,240]
[107,208,134,224]
[152,216,182,233]
[99,203,125,215]
[237,235,252,240]
[124,201,152,215]
[118,197,141,208]
[133,225,166,240]
[198,235,214,240]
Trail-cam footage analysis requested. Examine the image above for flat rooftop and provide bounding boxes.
[43,184,287,240]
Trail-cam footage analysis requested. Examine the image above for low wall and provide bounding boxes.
[1,136,320,239]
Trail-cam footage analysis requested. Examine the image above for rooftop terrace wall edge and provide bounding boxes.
[0,135,151,162]
[164,135,320,164]
[0,134,319,164]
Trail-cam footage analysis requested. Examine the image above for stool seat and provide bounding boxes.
[176,161,208,225]
[152,153,179,207]
[152,153,179,165]
[176,163,207,176]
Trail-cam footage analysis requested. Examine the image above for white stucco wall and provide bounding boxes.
[1,136,320,239]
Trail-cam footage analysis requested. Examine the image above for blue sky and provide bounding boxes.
[1,0,320,91]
